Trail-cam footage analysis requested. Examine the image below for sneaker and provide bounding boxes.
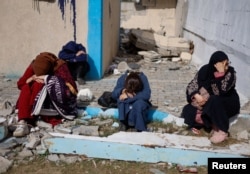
[210,130,228,144]
[13,120,29,137]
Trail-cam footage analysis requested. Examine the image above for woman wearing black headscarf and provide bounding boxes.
[181,51,240,143]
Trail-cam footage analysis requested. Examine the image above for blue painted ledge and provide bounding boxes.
[78,106,185,127]
[79,106,169,122]
[44,132,250,166]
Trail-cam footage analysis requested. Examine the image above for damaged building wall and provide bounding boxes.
[102,0,120,77]
[0,0,88,77]
[179,0,250,102]
[0,0,120,80]
[121,0,178,37]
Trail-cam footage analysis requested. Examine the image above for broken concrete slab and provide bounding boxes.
[130,29,190,56]
[180,52,192,61]
[72,125,99,136]
[229,114,250,139]
[44,132,249,166]
[138,51,162,63]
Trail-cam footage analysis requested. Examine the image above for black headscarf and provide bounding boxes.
[198,51,229,90]
[208,51,229,69]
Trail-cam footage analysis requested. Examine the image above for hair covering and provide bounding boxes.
[58,41,87,62]
[198,51,229,90]
[208,51,229,66]
[32,52,58,76]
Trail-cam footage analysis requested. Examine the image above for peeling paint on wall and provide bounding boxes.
[58,0,76,41]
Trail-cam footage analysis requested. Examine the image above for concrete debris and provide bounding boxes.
[117,61,131,73]
[149,168,165,174]
[180,52,192,62]
[47,154,59,162]
[17,148,33,159]
[72,125,99,136]
[138,51,162,63]
[236,130,249,140]
[1,49,250,170]
[171,57,181,62]
[0,156,12,174]
[0,100,14,117]
[59,154,79,164]
[25,133,41,149]
[129,29,191,57]
[94,118,113,126]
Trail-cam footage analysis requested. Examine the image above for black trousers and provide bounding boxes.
[67,61,90,81]
[181,94,240,133]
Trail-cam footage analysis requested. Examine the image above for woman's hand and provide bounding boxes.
[119,89,134,100]
[214,60,229,73]
[26,75,36,84]
[76,50,85,56]
[193,93,207,106]
[34,75,46,83]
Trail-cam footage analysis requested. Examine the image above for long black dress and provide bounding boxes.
[181,64,240,133]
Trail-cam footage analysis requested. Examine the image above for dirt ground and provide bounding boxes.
[6,119,243,174]
[6,156,208,174]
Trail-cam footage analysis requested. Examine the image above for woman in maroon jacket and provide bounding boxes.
[15,52,78,137]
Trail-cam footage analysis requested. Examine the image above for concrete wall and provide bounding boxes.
[176,0,250,103]
[0,0,120,80]
[0,0,88,77]
[102,0,120,76]
[121,0,177,36]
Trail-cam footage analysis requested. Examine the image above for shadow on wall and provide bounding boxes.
[85,56,100,81]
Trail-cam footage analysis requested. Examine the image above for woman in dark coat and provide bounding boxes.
[181,51,240,144]
[112,71,152,132]
[58,41,90,85]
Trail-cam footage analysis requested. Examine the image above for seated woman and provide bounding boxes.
[58,41,90,85]
[181,51,240,144]
[15,52,78,137]
[111,71,152,132]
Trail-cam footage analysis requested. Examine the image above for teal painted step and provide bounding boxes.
[44,132,249,166]
[79,106,169,122]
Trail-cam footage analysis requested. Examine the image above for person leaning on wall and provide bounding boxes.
[111,70,152,132]
[58,41,90,85]
[181,51,240,144]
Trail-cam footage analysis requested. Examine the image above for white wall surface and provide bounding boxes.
[180,0,250,103]
[121,0,177,36]
[0,0,88,77]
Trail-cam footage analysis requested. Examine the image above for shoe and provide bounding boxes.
[210,130,228,144]
[13,120,29,137]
